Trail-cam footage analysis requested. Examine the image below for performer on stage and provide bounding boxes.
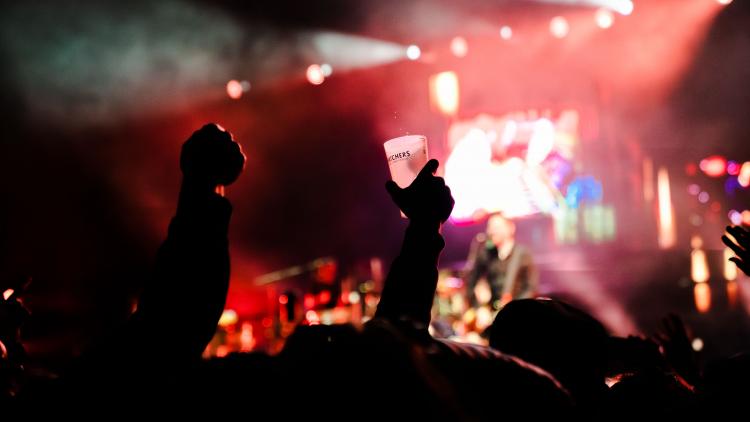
[465,213,538,311]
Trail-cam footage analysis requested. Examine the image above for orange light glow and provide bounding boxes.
[657,167,676,248]
[226,80,243,99]
[727,280,738,309]
[691,249,709,284]
[240,322,255,352]
[306,64,325,85]
[738,162,750,187]
[429,71,460,116]
[724,247,738,281]
[217,309,238,327]
[2,289,13,300]
[694,283,711,313]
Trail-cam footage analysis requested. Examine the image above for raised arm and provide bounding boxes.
[130,123,246,359]
[374,159,454,329]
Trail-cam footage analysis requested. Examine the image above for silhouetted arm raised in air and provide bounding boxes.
[375,159,454,329]
[130,123,246,360]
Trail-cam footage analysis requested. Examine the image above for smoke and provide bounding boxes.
[0,0,426,127]
[0,1,245,124]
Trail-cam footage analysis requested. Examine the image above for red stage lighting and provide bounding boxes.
[226,79,243,99]
[318,290,331,304]
[306,64,325,85]
[305,310,320,325]
[699,155,727,177]
[304,294,315,309]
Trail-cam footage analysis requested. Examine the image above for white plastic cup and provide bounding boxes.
[384,135,429,217]
[384,135,429,188]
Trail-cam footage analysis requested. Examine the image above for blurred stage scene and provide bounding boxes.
[2,0,750,369]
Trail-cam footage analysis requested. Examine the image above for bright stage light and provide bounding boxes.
[406,44,421,60]
[429,71,460,116]
[699,155,727,177]
[694,283,711,313]
[450,36,468,57]
[692,338,704,352]
[717,0,733,5]
[500,26,513,40]
[595,8,615,29]
[729,210,742,225]
[724,247,738,281]
[240,322,255,351]
[533,1,632,16]
[218,309,238,327]
[526,119,555,165]
[550,16,570,39]
[305,310,320,325]
[444,111,576,222]
[738,162,750,187]
[657,167,676,249]
[226,79,243,99]
[320,63,333,76]
[617,0,634,15]
[306,64,325,85]
[691,237,709,283]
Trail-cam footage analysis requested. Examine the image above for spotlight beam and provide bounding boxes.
[532,0,634,15]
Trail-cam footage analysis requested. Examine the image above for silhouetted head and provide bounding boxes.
[180,123,246,187]
[486,213,515,247]
[699,352,750,416]
[488,298,609,404]
[608,369,695,421]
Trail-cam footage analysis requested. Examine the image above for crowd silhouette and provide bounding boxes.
[3,123,750,419]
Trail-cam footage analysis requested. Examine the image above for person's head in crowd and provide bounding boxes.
[488,298,609,405]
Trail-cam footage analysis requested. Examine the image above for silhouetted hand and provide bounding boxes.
[385,159,454,225]
[180,123,246,191]
[722,226,750,275]
[653,313,699,385]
